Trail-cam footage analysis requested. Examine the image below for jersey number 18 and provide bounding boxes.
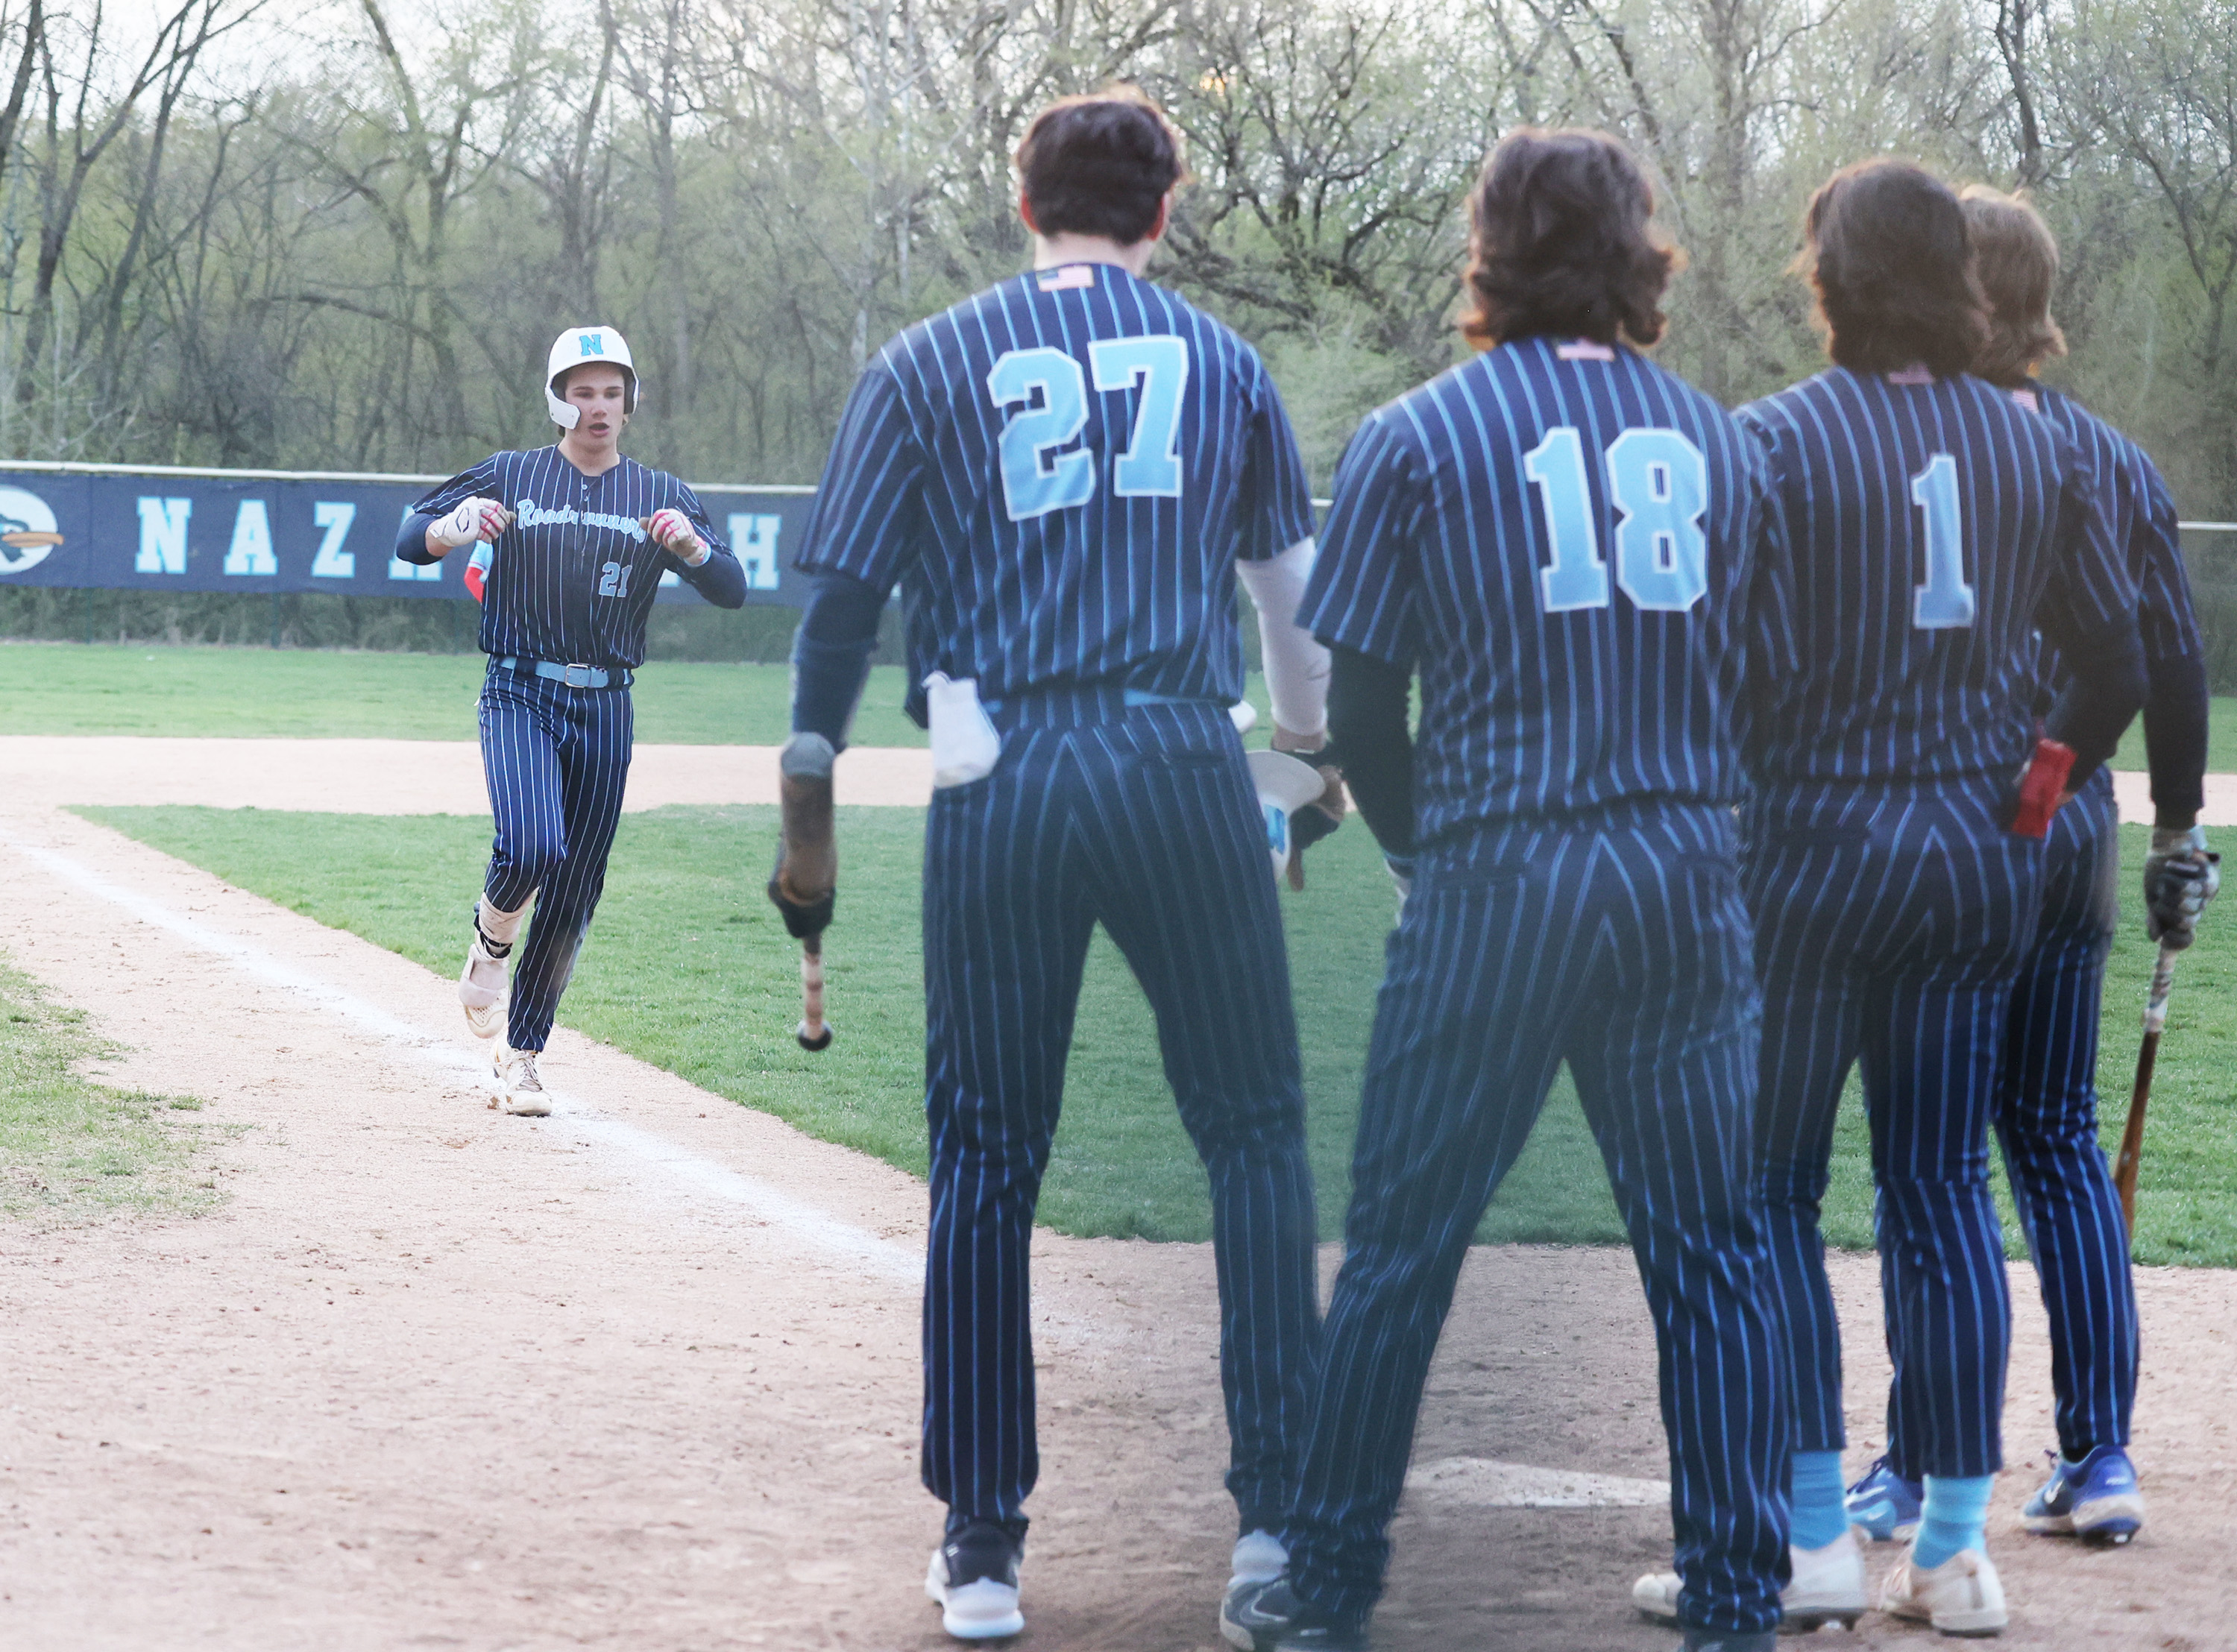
[1525,426,1709,614]
[987,338,1190,522]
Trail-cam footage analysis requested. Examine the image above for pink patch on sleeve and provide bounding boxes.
[1036,265,1098,292]
[1555,338,1617,361]
[2010,388,2039,414]
[1885,365,1935,385]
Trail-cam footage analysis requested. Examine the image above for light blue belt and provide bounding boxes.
[497,656,634,690]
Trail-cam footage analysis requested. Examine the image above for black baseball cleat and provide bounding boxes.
[925,1519,1024,1640]
[1220,1577,1368,1651]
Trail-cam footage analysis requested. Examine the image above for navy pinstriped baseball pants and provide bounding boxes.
[1746,776,2044,1483]
[919,693,1320,1539]
[1889,772,2135,1469]
[478,665,634,1053]
[1286,804,1790,1637]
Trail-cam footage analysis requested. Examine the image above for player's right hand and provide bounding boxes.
[767,854,834,941]
[2144,826,2219,950]
[431,496,508,552]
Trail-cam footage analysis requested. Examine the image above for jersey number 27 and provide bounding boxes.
[1525,426,1709,614]
[987,338,1189,522]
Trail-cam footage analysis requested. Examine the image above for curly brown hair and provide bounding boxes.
[1799,160,1987,377]
[1957,185,2067,387]
[1014,89,1188,247]
[1459,128,1679,351]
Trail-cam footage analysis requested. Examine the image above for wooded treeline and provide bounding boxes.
[3,0,2237,509]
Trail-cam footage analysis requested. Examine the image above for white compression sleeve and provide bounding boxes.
[1236,536,1330,739]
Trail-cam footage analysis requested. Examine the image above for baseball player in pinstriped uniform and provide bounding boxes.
[1224,130,1796,1652]
[400,327,747,1112]
[1705,162,2145,1638]
[774,91,1335,1640]
[1843,186,2216,1554]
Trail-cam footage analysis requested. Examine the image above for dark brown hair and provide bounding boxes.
[1014,89,1186,246]
[1799,160,1987,376]
[1459,128,1678,350]
[1958,184,2066,387]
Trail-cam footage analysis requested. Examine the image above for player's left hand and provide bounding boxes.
[648,507,708,567]
[1271,725,1345,891]
[2144,826,2219,950]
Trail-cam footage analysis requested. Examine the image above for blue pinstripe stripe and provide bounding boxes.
[1285,807,1788,1636]
[415,449,737,670]
[477,664,634,1052]
[919,699,1318,1535]
[794,265,1313,710]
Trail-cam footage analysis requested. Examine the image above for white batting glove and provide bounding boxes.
[648,507,708,567]
[432,496,507,549]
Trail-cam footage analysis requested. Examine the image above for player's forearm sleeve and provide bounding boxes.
[681,545,749,608]
[2143,649,2209,820]
[1236,536,1331,737]
[790,572,886,750]
[2044,616,2148,789]
[1326,643,1415,859]
[396,511,441,565]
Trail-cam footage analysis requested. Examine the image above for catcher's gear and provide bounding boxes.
[769,732,837,939]
[545,325,640,429]
[2142,825,2219,950]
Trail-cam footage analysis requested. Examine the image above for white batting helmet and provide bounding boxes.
[546,326,640,429]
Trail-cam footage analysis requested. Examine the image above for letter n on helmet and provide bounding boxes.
[546,326,641,428]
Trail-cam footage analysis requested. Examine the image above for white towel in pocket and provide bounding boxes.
[925,672,1002,789]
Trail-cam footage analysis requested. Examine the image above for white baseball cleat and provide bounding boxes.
[488,1045,550,1117]
[458,935,509,1040]
[1230,1528,1288,1591]
[1880,1546,2007,1637]
[1633,1529,1866,1632]
[925,1521,1024,1640]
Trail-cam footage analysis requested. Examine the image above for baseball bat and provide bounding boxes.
[796,933,833,1050]
[2112,941,2180,1238]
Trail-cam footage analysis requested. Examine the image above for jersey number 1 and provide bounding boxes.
[1524,426,1709,614]
[987,338,1189,522]
[1910,453,1975,628]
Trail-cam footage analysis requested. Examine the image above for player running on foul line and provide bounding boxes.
[400,327,746,1112]
[771,90,1341,1641]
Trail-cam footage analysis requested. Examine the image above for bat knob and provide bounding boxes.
[795,1021,834,1052]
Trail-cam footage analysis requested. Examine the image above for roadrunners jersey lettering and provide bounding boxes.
[792,263,1315,712]
[1300,335,1793,842]
[409,448,744,667]
[1735,368,2137,784]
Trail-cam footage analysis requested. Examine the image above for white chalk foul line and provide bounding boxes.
[7,836,918,1284]
[1406,1457,1670,1509]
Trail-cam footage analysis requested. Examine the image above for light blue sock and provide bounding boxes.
[1790,1450,1849,1551]
[1913,1475,1994,1569]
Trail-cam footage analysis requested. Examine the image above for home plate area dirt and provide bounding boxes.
[1,759,2234,1651]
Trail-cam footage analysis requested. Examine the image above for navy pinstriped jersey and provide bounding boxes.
[409,450,744,669]
[2024,384,2201,693]
[1735,369,2136,784]
[1299,335,1792,841]
[792,264,1315,710]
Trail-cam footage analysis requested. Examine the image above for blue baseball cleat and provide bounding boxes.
[2023,1446,2146,1545]
[1845,1456,1923,1543]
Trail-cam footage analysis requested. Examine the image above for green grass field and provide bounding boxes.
[1,640,2223,770]
[0,957,221,1224]
[69,803,2237,1264]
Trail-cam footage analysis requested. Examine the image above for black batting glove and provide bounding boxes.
[767,851,835,942]
[2144,827,2219,951]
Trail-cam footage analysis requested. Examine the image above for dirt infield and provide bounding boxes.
[3,744,2236,1651]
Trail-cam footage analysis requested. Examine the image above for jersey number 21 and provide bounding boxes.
[987,338,1189,522]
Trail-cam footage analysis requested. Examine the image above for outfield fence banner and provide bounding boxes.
[0,461,819,608]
